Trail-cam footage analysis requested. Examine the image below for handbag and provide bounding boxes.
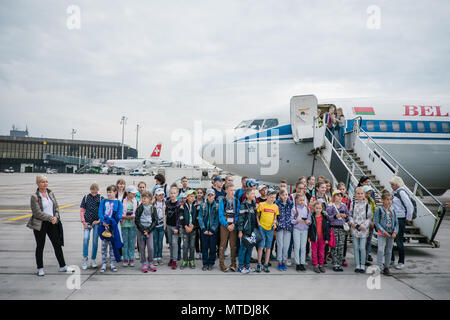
[242,227,262,249]
[343,222,350,232]
[102,225,113,238]
[329,229,336,248]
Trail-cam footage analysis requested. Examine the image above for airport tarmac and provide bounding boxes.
[0,173,449,300]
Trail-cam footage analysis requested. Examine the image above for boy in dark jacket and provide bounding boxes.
[198,189,220,270]
[237,188,258,273]
[308,201,331,273]
[179,190,200,269]
[165,187,182,270]
[135,191,157,273]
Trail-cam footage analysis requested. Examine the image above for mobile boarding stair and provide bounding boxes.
[288,94,446,248]
[314,116,446,248]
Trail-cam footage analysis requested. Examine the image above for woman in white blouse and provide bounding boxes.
[28,175,72,276]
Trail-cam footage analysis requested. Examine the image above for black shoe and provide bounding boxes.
[299,264,306,271]
[202,266,207,271]
[365,261,372,267]
[296,264,301,271]
[368,255,373,262]
[337,266,344,272]
[383,267,392,276]
[359,269,366,274]
[354,268,360,273]
[319,266,326,273]
[333,266,339,272]
[263,264,270,273]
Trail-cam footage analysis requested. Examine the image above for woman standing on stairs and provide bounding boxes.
[389,176,414,270]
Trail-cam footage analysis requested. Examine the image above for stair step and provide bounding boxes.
[404,233,427,239]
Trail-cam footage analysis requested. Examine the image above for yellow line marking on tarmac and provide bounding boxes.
[4,204,75,221]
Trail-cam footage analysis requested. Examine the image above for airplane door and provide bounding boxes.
[290,95,318,142]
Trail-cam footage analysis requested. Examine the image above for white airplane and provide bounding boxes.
[201,95,450,195]
[105,142,172,170]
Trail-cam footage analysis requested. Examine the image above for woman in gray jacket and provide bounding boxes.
[27,175,71,276]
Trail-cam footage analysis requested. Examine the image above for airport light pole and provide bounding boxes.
[135,124,140,158]
[120,116,127,159]
[71,129,77,140]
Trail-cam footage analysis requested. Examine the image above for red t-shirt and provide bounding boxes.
[316,215,323,239]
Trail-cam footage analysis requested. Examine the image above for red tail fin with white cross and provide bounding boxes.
[150,143,162,158]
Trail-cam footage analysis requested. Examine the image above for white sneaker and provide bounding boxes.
[59,266,75,273]
[91,260,98,268]
[395,263,404,270]
[135,252,140,259]
[82,257,88,270]
[111,264,118,272]
[286,260,292,267]
[37,268,45,276]
[158,257,163,265]
[100,264,106,272]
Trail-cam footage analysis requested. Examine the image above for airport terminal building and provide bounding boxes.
[0,133,137,173]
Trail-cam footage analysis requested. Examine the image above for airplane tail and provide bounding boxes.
[150,143,162,158]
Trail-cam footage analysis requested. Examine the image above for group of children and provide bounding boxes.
[80,174,399,276]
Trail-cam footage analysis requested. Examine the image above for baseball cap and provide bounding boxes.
[180,192,187,199]
[363,185,373,193]
[213,176,224,182]
[206,188,215,196]
[126,185,137,194]
[186,189,197,197]
[155,188,165,196]
[258,184,267,191]
[245,179,257,188]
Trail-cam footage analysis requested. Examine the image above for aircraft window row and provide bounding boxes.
[365,121,449,133]
[235,119,279,130]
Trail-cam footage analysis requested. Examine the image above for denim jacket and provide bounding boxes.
[198,200,219,233]
[374,206,399,235]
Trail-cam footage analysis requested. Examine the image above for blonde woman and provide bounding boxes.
[336,107,346,147]
[389,176,413,270]
[27,175,72,276]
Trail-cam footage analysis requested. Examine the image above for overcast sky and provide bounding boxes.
[1,0,449,164]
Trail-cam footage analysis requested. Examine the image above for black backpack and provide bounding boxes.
[394,189,417,220]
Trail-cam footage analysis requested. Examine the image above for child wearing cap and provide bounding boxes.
[135,191,157,273]
[198,189,219,270]
[256,190,279,273]
[121,185,138,267]
[257,185,268,204]
[327,191,349,272]
[153,188,166,265]
[194,188,205,260]
[179,190,200,269]
[212,176,226,202]
[237,188,258,274]
[218,183,240,272]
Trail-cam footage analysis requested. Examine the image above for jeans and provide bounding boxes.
[258,226,274,249]
[293,229,308,265]
[311,237,326,267]
[153,226,164,259]
[137,230,154,264]
[166,225,179,261]
[377,235,395,270]
[121,225,137,261]
[366,227,374,258]
[201,231,217,266]
[353,237,367,270]
[33,221,66,269]
[238,238,253,267]
[82,224,99,260]
[392,218,406,264]
[181,229,195,261]
[276,230,291,263]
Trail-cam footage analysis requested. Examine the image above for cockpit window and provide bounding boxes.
[262,118,279,129]
[235,120,252,129]
[249,119,264,130]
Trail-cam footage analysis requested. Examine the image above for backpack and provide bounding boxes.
[393,189,417,220]
[351,201,370,220]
